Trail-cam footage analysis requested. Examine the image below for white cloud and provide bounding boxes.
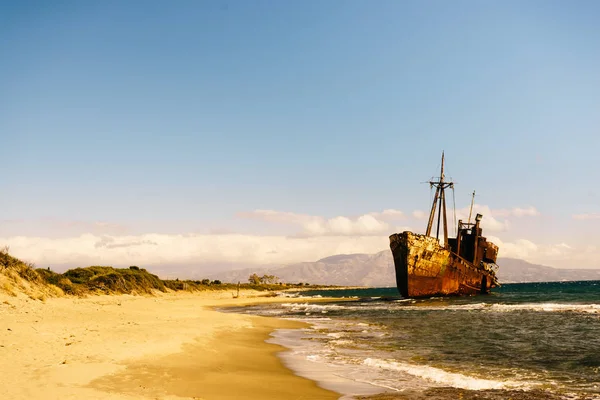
[493,206,541,218]
[369,209,404,220]
[572,213,600,220]
[511,207,541,217]
[0,218,129,237]
[487,236,538,259]
[544,243,573,257]
[240,204,540,237]
[5,202,572,273]
[7,232,596,272]
[485,236,600,268]
[412,210,428,220]
[319,214,389,236]
[411,204,535,232]
[454,205,510,232]
[237,210,317,225]
[3,220,599,272]
[1,233,389,269]
[239,209,392,236]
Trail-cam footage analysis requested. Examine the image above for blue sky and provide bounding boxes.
[1,1,599,270]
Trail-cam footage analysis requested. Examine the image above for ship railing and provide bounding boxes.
[453,254,482,272]
[451,253,498,275]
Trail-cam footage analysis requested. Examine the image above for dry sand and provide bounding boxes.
[0,290,340,400]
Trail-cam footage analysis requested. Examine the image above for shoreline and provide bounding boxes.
[0,290,342,399]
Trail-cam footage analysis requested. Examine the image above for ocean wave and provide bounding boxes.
[281,302,346,311]
[362,358,531,390]
[330,339,355,346]
[394,302,600,314]
[283,317,333,322]
[280,300,600,315]
[490,303,600,314]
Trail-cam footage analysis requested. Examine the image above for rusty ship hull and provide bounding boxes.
[390,231,498,298]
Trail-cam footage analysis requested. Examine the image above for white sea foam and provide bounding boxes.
[275,292,327,299]
[561,392,600,400]
[330,339,354,346]
[394,302,600,314]
[281,302,345,311]
[282,317,334,325]
[268,329,392,398]
[490,303,600,314]
[362,358,531,390]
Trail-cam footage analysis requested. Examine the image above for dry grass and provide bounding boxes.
[0,247,55,299]
[0,248,277,299]
[0,247,332,299]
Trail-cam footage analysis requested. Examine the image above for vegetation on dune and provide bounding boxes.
[1,248,329,299]
[1,248,42,283]
[0,247,60,299]
[63,266,167,294]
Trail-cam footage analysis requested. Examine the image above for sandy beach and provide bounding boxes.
[0,290,340,400]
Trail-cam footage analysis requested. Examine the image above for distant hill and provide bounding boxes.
[495,258,600,283]
[210,251,600,286]
[210,250,395,287]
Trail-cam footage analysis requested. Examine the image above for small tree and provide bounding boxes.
[260,274,279,284]
[201,279,210,285]
[212,280,222,285]
[248,273,261,284]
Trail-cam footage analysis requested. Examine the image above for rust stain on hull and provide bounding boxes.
[390,232,497,298]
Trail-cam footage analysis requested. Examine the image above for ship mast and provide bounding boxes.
[467,190,476,224]
[425,151,454,247]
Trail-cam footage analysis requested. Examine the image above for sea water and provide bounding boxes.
[223,281,600,399]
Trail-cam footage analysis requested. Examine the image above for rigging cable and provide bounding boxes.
[452,184,457,238]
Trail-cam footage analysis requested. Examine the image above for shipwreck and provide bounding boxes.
[389,153,500,298]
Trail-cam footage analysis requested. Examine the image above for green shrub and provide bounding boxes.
[64,268,97,284]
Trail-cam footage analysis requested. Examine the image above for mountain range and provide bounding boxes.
[209,250,600,286]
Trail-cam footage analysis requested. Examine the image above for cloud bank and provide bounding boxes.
[1,233,390,269]
[3,231,595,272]
[487,236,598,269]
[238,209,403,237]
[411,204,541,233]
[4,205,594,272]
[572,213,600,220]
